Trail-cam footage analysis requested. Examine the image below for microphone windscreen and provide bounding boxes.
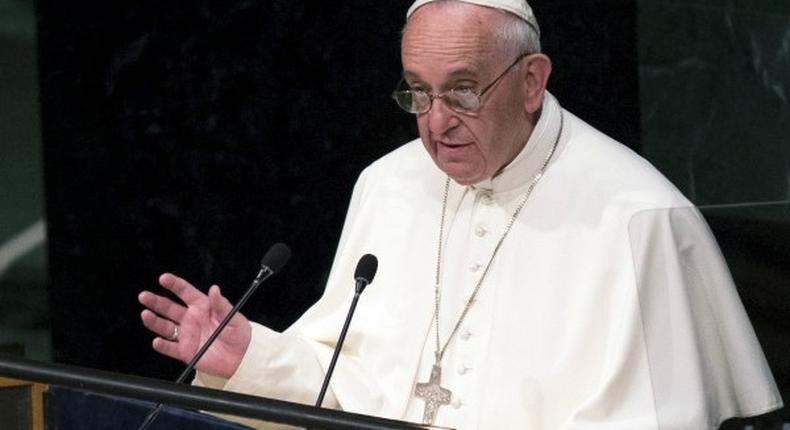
[354,254,378,286]
[260,243,292,273]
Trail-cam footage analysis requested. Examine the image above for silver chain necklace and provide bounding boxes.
[414,110,564,425]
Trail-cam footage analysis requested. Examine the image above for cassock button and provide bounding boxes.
[457,364,471,375]
[452,398,463,409]
[475,226,487,237]
[460,328,472,340]
[469,263,482,272]
[479,193,493,206]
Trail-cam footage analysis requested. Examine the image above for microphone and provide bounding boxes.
[315,254,378,408]
[136,242,291,430]
[353,253,378,294]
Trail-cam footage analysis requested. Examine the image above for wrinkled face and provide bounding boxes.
[402,4,535,185]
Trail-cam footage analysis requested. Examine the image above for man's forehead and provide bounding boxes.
[401,51,501,91]
[401,4,504,75]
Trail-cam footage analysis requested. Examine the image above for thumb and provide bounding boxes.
[208,285,234,320]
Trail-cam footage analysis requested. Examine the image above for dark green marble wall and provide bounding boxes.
[638,2,790,425]
[638,1,790,207]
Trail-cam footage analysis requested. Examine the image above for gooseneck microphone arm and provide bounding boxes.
[137,242,292,430]
[315,254,378,408]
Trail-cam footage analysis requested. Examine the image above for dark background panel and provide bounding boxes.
[638,1,790,206]
[537,1,641,150]
[37,1,640,378]
[637,1,790,423]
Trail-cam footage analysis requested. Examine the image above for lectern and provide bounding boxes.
[0,355,446,430]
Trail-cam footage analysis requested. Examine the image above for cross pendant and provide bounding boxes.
[414,364,452,425]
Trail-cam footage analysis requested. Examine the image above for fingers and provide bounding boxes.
[152,336,186,362]
[140,308,179,340]
[142,306,189,363]
[159,273,207,306]
[138,290,187,323]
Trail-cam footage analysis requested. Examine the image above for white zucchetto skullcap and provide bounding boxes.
[406,0,540,36]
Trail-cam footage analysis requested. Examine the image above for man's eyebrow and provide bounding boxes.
[402,68,481,84]
[402,70,420,81]
[446,67,480,79]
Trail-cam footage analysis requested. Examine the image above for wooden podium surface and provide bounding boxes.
[0,376,47,430]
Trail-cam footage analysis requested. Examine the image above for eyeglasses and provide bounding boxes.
[392,53,529,115]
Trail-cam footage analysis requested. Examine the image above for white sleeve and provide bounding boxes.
[192,323,334,430]
[193,167,397,426]
[565,206,782,430]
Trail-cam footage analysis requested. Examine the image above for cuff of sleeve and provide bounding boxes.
[193,371,230,390]
[221,321,328,407]
[191,322,281,392]
[223,322,284,393]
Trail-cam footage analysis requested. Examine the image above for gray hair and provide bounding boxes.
[497,6,542,55]
[402,0,542,55]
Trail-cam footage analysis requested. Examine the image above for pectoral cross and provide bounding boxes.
[414,364,452,425]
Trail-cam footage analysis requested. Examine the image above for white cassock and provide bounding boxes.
[195,93,782,429]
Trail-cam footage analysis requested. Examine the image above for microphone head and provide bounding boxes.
[354,254,378,292]
[260,242,292,273]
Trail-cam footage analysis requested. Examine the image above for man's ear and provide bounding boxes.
[521,53,552,114]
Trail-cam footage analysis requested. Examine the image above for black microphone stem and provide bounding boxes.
[137,267,273,430]
[314,288,363,408]
[176,267,271,384]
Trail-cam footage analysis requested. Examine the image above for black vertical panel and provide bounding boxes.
[38,1,639,377]
[536,0,641,150]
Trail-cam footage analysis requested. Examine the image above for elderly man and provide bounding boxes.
[139,0,782,428]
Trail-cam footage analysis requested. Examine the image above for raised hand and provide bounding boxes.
[138,273,252,379]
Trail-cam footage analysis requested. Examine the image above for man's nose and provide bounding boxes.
[426,97,460,135]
